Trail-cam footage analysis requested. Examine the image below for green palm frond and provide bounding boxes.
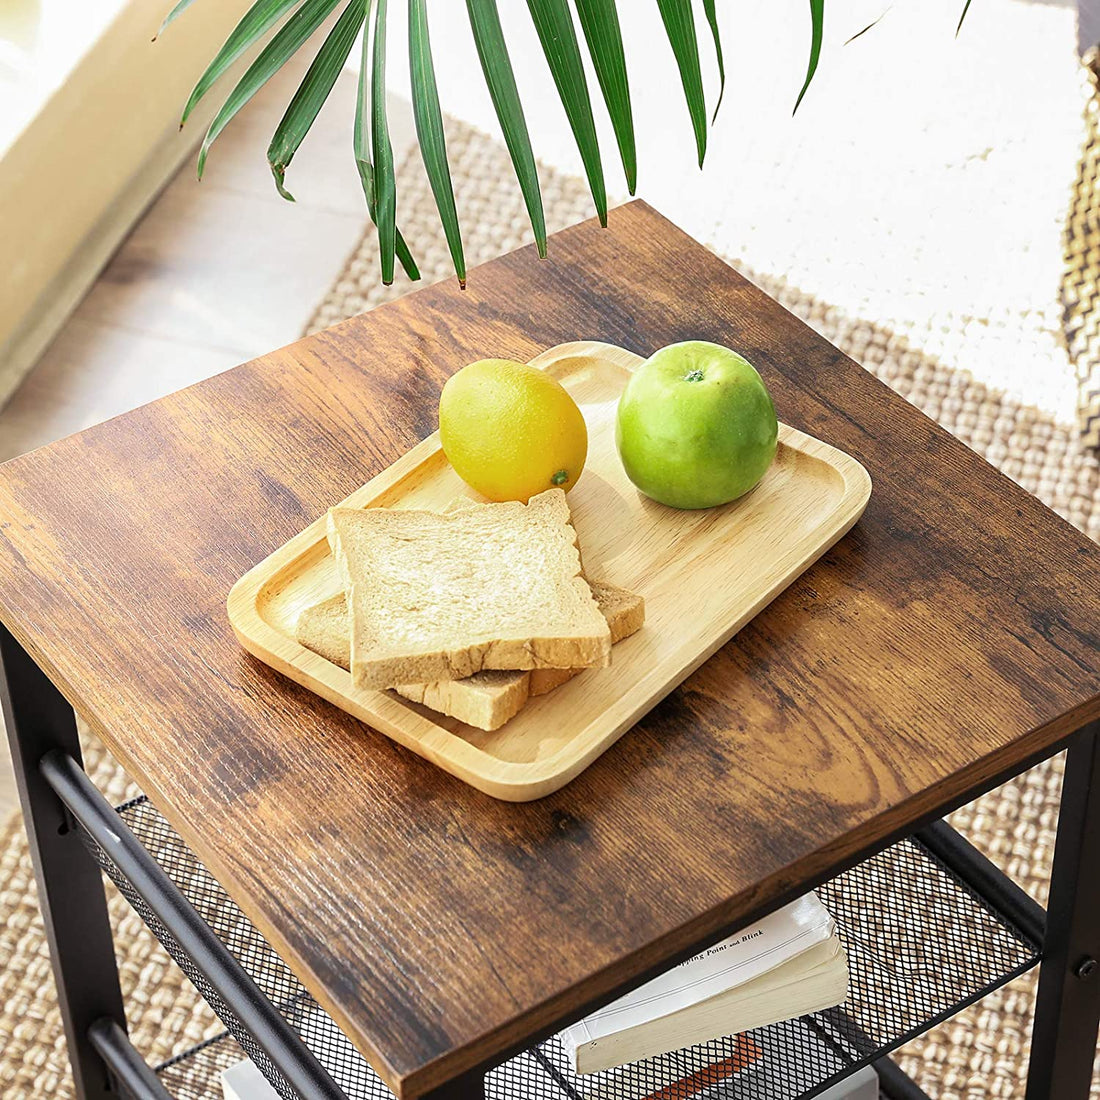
[794,0,825,113]
[409,0,465,285]
[572,0,636,195]
[527,0,607,226]
[196,0,341,179]
[268,0,365,201]
[181,0,304,125]
[655,0,708,167]
[163,0,972,286]
[466,0,547,257]
[355,0,419,280]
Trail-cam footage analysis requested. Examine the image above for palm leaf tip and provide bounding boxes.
[956,0,973,36]
[794,0,825,114]
[526,0,607,226]
[270,164,296,201]
[572,0,636,194]
[844,8,888,46]
[466,0,547,256]
[396,231,421,282]
[266,0,364,204]
[701,0,725,123]
[655,0,707,167]
[157,0,199,40]
[410,0,466,282]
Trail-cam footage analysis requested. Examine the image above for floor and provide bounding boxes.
[0,63,416,464]
[0,61,417,815]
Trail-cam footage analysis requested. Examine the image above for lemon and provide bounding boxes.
[439,359,588,502]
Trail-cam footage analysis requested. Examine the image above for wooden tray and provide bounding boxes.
[228,341,871,801]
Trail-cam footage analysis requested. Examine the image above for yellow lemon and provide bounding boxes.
[439,359,588,502]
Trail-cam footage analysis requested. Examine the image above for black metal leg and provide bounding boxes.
[874,1056,932,1099]
[1026,721,1100,1100]
[0,623,127,1099]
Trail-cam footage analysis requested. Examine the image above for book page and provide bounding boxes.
[566,893,834,1048]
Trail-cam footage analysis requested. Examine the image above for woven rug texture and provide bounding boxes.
[1,120,1098,1100]
[1065,56,1100,449]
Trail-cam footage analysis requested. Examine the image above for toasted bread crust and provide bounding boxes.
[528,581,645,695]
[296,579,644,730]
[327,489,612,690]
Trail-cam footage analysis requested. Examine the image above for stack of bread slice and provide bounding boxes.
[295,488,644,731]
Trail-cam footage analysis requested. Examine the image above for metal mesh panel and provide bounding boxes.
[538,839,1039,1100]
[84,797,1039,1100]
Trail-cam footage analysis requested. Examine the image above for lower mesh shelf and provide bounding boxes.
[89,797,1039,1100]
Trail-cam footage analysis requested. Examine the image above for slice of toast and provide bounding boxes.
[326,488,611,690]
[528,580,646,695]
[296,580,644,731]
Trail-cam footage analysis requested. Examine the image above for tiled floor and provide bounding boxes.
[0,61,416,815]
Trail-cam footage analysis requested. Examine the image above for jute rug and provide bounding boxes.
[1064,55,1100,450]
[1,120,1097,1099]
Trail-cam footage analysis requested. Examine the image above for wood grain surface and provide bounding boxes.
[0,202,1096,1098]
[228,341,871,801]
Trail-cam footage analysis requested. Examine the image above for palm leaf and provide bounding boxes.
[158,0,200,38]
[409,0,465,285]
[956,0,973,35]
[355,1,419,280]
[655,0,707,167]
[180,0,304,126]
[845,11,887,46]
[794,0,824,113]
[572,0,635,194]
[526,0,606,226]
[466,0,547,256]
[197,0,341,179]
[370,0,397,283]
[701,0,725,121]
[268,0,364,201]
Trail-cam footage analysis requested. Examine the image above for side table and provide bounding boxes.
[0,202,1097,1100]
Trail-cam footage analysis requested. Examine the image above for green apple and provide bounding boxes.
[615,341,778,509]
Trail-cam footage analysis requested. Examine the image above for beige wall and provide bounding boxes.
[0,0,254,403]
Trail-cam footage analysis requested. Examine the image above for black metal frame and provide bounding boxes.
[2,617,1097,1100]
[39,748,351,1100]
[1026,722,1100,1099]
[88,1020,175,1100]
[874,1057,932,1100]
[0,626,126,1100]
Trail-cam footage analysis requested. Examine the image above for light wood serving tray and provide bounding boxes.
[228,341,872,801]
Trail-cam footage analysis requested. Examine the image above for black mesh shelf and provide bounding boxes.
[87,796,1040,1100]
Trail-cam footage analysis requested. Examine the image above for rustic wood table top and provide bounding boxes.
[0,202,1096,1099]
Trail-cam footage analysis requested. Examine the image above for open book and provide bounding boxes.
[562,893,848,1074]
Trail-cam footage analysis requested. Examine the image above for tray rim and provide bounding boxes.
[227,340,872,801]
